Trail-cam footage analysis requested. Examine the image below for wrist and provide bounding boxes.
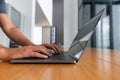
[22,42,36,46]
[0,46,10,61]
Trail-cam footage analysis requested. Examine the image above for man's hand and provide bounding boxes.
[0,43,61,61]
[41,43,61,54]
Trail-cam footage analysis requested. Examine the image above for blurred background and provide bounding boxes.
[80,0,120,50]
[0,0,120,50]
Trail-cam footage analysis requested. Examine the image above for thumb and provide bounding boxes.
[31,52,48,58]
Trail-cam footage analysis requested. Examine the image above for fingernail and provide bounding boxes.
[43,55,48,58]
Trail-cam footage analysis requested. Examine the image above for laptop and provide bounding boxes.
[10,8,105,64]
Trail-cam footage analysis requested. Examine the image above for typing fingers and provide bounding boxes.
[32,45,51,56]
[42,43,60,54]
[31,52,48,58]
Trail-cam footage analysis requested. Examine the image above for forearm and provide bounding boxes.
[4,27,34,46]
[0,14,34,46]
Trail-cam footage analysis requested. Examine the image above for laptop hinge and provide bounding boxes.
[68,53,79,61]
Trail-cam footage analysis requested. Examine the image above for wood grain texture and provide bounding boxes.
[0,48,120,80]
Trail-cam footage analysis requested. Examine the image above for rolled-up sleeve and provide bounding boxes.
[0,0,7,14]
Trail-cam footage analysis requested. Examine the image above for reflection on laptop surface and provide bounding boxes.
[10,8,105,64]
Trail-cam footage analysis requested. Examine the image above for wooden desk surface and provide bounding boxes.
[0,48,120,80]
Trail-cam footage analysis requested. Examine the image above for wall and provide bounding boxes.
[37,0,53,26]
[1,0,82,48]
[5,0,34,40]
[4,0,53,45]
[64,0,78,48]
[1,0,34,47]
[113,5,120,50]
[5,0,44,45]
[0,28,9,47]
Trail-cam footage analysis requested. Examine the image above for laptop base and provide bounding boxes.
[10,52,76,64]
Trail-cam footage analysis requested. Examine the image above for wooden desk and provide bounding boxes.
[0,48,120,80]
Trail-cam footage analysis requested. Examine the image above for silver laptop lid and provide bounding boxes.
[68,8,105,61]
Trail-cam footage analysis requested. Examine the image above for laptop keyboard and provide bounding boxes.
[48,52,67,60]
[14,51,69,60]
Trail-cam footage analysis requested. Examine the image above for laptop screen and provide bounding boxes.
[68,9,105,61]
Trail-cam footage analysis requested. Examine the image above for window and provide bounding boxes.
[78,0,120,50]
